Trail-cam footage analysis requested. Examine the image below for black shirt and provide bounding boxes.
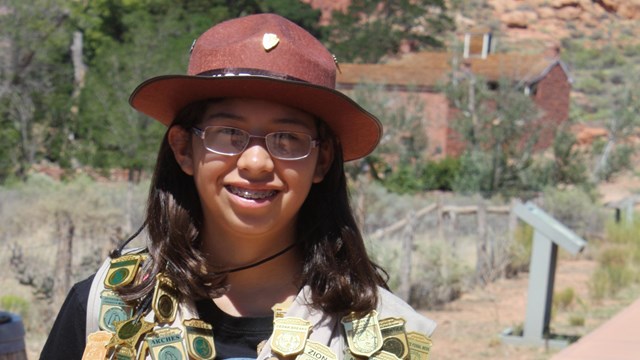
[41,275,274,360]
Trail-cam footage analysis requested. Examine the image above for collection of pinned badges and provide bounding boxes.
[84,253,432,359]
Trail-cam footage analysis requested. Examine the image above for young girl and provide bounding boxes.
[42,13,435,360]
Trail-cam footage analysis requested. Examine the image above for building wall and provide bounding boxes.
[531,64,572,150]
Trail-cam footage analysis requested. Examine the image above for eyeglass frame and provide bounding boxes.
[191,125,321,161]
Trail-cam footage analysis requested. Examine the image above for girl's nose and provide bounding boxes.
[236,141,275,175]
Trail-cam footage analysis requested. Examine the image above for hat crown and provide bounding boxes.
[188,14,336,88]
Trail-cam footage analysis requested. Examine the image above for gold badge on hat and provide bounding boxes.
[341,310,383,357]
[406,332,432,360]
[270,317,311,357]
[263,33,280,51]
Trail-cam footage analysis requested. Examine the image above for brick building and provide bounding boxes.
[336,50,572,159]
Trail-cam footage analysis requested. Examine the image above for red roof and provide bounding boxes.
[337,52,566,88]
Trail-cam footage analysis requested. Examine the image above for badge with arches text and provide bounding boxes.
[341,310,384,357]
[183,319,216,360]
[271,317,312,357]
[406,332,432,360]
[147,328,188,360]
[104,254,145,289]
[99,290,133,333]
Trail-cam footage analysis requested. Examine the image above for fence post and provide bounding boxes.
[398,211,416,302]
[54,211,74,309]
[475,201,489,284]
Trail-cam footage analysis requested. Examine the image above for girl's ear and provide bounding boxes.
[313,140,334,183]
[168,126,194,176]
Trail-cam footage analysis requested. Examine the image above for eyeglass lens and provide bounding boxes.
[199,126,315,160]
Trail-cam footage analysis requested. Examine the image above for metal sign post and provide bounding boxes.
[501,201,587,348]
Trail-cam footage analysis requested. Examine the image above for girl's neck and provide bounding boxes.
[200,225,303,316]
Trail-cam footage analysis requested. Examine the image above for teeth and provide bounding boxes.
[227,186,277,200]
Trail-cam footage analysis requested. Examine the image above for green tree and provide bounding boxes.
[326,0,453,63]
[0,0,74,181]
[444,75,543,198]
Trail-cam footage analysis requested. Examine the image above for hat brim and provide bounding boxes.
[129,75,381,161]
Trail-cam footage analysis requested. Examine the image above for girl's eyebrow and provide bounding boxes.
[204,112,314,129]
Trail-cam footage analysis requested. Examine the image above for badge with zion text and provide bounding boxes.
[152,273,179,324]
[406,332,432,360]
[380,317,409,359]
[270,317,312,357]
[341,310,383,357]
[184,319,215,360]
[146,327,187,360]
[295,340,337,360]
[104,254,145,289]
[99,290,133,333]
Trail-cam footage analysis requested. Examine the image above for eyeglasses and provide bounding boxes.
[192,126,320,160]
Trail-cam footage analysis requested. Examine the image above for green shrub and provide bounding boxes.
[569,315,585,327]
[553,287,575,311]
[506,223,533,276]
[0,295,30,319]
[590,246,635,300]
[541,187,605,240]
[420,157,461,191]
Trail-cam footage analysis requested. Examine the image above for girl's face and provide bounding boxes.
[169,98,332,241]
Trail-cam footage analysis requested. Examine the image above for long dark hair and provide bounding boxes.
[119,99,388,315]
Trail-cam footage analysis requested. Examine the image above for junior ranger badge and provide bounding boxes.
[146,328,188,360]
[379,317,409,359]
[183,319,215,360]
[341,310,384,357]
[271,317,312,357]
[296,340,337,360]
[99,289,133,333]
[371,350,402,360]
[406,332,432,360]
[152,273,179,324]
[104,254,146,289]
[81,330,112,360]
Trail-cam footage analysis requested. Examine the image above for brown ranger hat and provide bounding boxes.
[129,13,382,161]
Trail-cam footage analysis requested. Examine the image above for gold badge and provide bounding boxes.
[406,332,432,360]
[152,273,179,324]
[371,350,402,360]
[271,301,289,320]
[380,317,409,359]
[99,290,133,333]
[263,33,280,51]
[106,318,156,350]
[270,317,311,357]
[341,310,383,357]
[146,328,188,360]
[296,340,337,360]
[113,345,136,360]
[184,319,216,360]
[104,254,145,289]
[81,330,112,360]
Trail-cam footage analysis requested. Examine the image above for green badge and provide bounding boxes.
[104,254,146,289]
[184,319,215,360]
[99,290,133,333]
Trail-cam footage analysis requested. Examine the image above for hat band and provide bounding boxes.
[197,68,308,83]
